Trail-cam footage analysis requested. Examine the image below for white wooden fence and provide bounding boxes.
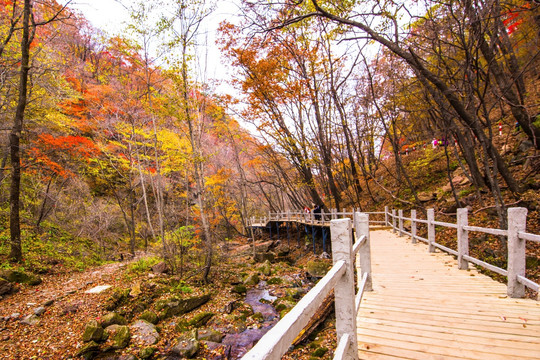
[250,208,386,227]
[385,206,540,298]
[242,213,372,360]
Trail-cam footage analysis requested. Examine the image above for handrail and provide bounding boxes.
[242,214,371,359]
[385,206,539,298]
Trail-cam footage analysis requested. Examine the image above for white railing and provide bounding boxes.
[385,206,539,298]
[249,208,386,227]
[242,213,372,360]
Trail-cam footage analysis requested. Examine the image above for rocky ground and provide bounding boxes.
[0,239,338,360]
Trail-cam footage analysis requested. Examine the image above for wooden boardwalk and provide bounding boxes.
[357,229,540,360]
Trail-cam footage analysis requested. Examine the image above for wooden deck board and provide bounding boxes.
[357,230,540,360]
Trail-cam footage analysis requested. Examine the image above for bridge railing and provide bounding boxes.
[385,206,539,298]
[242,213,372,360]
[250,209,386,227]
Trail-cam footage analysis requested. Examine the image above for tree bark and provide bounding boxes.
[9,0,32,262]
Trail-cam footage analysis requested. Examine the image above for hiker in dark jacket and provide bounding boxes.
[313,204,322,220]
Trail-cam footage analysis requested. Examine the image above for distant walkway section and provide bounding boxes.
[357,230,540,360]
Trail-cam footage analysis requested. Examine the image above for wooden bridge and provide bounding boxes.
[244,208,540,360]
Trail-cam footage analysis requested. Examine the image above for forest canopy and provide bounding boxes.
[0,0,539,280]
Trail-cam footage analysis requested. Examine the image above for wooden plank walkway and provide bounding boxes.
[357,229,540,360]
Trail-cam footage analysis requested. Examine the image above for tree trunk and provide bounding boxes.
[9,0,32,262]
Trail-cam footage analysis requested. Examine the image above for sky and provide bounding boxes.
[63,0,241,97]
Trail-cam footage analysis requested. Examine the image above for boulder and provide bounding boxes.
[254,240,275,252]
[189,312,214,327]
[205,341,232,360]
[172,333,200,359]
[61,303,80,315]
[0,278,14,295]
[104,288,130,311]
[139,347,157,359]
[285,287,307,300]
[223,301,238,314]
[156,294,211,320]
[130,320,159,346]
[243,273,260,286]
[417,192,436,202]
[254,252,275,263]
[20,314,39,325]
[231,285,247,295]
[519,140,533,153]
[196,328,224,343]
[151,261,169,274]
[112,325,130,349]
[100,312,127,328]
[259,260,271,276]
[82,320,106,342]
[130,282,142,297]
[34,307,46,316]
[139,310,159,325]
[75,341,100,360]
[0,270,41,285]
[118,356,137,360]
[306,260,330,278]
[319,252,330,259]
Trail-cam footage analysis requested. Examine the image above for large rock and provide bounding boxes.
[519,140,533,153]
[139,347,157,359]
[188,312,214,327]
[130,320,160,345]
[20,314,39,325]
[156,294,211,320]
[104,288,130,311]
[75,341,100,360]
[196,329,224,343]
[100,312,127,328]
[0,278,14,295]
[112,325,130,349]
[172,333,200,359]
[82,320,105,342]
[0,270,42,285]
[254,252,275,263]
[243,273,260,286]
[33,307,46,316]
[417,192,436,202]
[151,261,169,274]
[306,259,330,278]
[259,260,272,276]
[139,310,159,325]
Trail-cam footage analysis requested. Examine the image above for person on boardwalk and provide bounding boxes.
[313,204,322,220]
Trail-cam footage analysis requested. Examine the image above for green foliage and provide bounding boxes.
[459,188,475,197]
[127,256,161,275]
[170,281,193,294]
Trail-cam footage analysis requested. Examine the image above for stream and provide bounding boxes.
[221,286,279,358]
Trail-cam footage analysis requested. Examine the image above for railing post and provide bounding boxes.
[411,210,417,244]
[330,219,359,360]
[427,208,435,253]
[392,209,396,233]
[457,208,469,270]
[507,207,527,298]
[384,206,389,226]
[355,213,372,291]
[398,209,404,236]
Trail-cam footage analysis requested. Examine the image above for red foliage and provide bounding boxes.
[28,134,101,178]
